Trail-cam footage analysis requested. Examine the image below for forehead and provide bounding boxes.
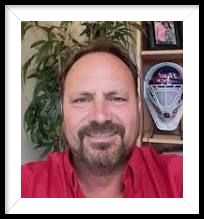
[64,52,136,92]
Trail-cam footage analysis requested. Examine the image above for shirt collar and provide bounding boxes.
[63,145,141,198]
[63,146,85,197]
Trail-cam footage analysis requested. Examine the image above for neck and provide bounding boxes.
[73,159,125,198]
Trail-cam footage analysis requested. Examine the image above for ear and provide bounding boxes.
[136,77,142,112]
[60,101,63,115]
[60,101,65,139]
[136,86,143,146]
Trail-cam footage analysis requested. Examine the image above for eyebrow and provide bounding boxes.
[72,92,96,97]
[104,91,127,96]
[71,90,127,96]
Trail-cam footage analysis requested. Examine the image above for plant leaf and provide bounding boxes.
[22,53,38,83]
[30,40,46,48]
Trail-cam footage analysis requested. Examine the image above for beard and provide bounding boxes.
[69,120,131,169]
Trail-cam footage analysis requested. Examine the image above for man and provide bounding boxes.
[22,38,183,198]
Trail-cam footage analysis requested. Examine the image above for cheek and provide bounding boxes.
[113,104,138,139]
[114,103,137,125]
[63,105,88,137]
[122,111,137,133]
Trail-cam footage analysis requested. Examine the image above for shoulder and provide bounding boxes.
[130,146,183,182]
[22,151,65,175]
[129,146,183,197]
[135,146,182,170]
[21,151,66,197]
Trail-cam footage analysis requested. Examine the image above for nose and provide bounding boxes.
[91,99,110,123]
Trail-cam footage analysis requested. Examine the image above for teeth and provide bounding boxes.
[89,133,115,137]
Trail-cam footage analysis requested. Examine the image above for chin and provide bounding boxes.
[81,141,127,168]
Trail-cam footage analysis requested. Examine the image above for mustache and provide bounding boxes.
[78,120,125,141]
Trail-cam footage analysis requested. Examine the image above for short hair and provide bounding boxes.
[59,38,138,99]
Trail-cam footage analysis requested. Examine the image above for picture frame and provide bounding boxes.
[147,21,182,50]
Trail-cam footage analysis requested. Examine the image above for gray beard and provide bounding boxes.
[70,120,129,170]
[71,139,130,171]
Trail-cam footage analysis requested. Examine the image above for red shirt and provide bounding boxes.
[21,146,183,198]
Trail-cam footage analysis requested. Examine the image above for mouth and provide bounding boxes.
[86,132,117,142]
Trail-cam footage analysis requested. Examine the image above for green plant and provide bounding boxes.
[22,21,76,156]
[22,21,141,157]
[80,21,145,49]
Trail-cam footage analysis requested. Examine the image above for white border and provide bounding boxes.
[5,5,199,214]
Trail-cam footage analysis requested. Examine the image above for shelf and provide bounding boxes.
[137,22,183,147]
[143,130,183,145]
[141,49,183,61]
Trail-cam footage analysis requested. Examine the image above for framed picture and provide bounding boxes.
[147,21,182,50]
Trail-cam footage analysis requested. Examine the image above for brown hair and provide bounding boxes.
[59,38,138,98]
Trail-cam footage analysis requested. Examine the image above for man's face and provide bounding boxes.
[63,52,139,168]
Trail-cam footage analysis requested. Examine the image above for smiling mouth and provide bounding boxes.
[86,132,117,142]
[87,131,117,137]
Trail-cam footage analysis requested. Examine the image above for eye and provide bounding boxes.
[107,96,127,105]
[73,97,89,103]
[111,97,127,102]
[72,97,91,107]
